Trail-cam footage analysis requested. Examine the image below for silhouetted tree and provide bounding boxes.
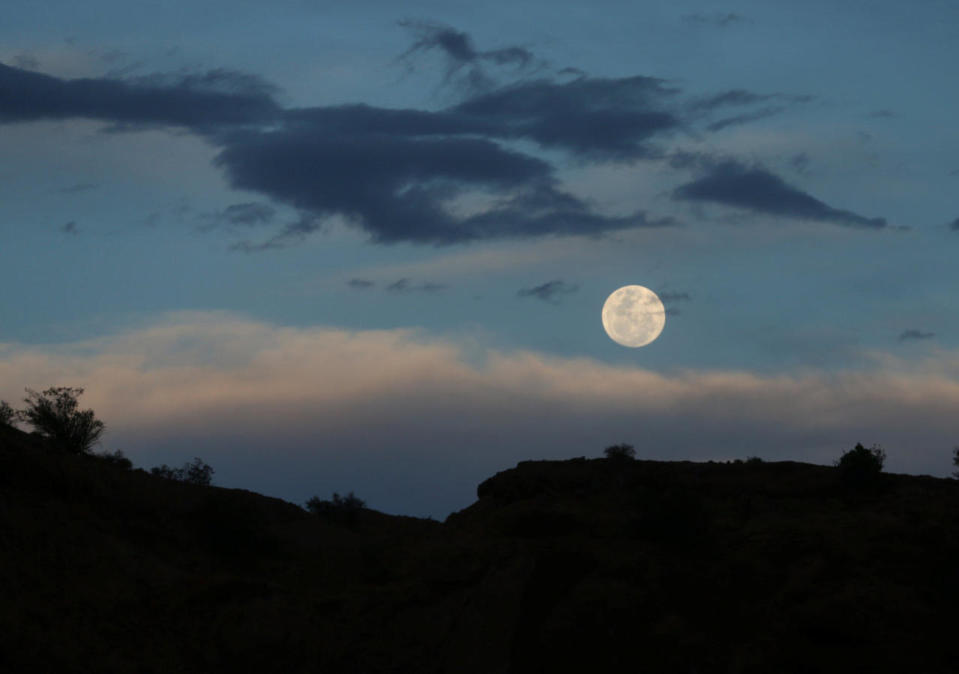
[306,492,366,523]
[0,400,15,427]
[182,457,214,485]
[95,449,133,470]
[604,444,636,460]
[952,447,959,479]
[835,442,885,488]
[150,464,180,480]
[18,387,104,453]
[150,457,214,485]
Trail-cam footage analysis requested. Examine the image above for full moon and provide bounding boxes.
[601,285,666,347]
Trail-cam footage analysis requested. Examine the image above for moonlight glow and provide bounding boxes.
[601,285,666,348]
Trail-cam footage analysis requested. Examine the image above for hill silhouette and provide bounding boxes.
[2,423,959,673]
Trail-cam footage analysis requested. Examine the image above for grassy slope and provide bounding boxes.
[2,424,959,673]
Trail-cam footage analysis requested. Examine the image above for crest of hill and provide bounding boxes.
[4,423,959,673]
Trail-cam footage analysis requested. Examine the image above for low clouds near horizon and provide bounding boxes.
[1,312,955,516]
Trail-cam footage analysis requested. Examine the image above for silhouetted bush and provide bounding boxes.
[95,449,133,470]
[150,464,179,480]
[0,400,15,427]
[603,444,636,460]
[150,457,214,485]
[306,492,366,523]
[183,457,214,485]
[835,443,885,489]
[953,447,959,479]
[17,387,105,453]
[746,456,764,464]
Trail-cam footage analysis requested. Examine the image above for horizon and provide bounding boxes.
[2,1,958,517]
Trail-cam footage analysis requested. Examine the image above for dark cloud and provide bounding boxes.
[673,160,887,228]
[223,202,275,226]
[517,279,579,303]
[282,104,477,136]
[61,221,79,235]
[286,74,685,161]
[397,20,535,91]
[898,329,934,342]
[213,60,766,244]
[228,212,322,252]
[689,90,810,132]
[0,27,802,247]
[660,291,690,316]
[705,107,784,132]
[386,278,446,293]
[345,277,443,293]
[868,109,895,118]
[949,217,959,231]
[203,202,276,229]
[557,67,586,79]
[689,89,771,111]
[0,62,279,129]
[450,76,681,160]
[214,122,663,244]
[682,12,746,27]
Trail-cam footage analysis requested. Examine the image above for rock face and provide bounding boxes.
[3,425,959,673]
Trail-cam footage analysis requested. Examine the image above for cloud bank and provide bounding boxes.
[1,313,956,516]
[0,24,835,246]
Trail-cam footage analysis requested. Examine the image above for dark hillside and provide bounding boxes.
[3,424,959,673]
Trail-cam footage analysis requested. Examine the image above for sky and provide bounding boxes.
[2,0,958,517]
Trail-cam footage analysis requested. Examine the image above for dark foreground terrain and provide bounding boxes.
[2,424,959,673]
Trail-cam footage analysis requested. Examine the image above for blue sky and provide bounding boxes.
[2,1,958,517]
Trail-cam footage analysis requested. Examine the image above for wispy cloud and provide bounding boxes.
[682,12,747,27]
[58,182,99,194]
[198,201,276,231]
[899,329,934,342]
[397,20,537,92]
[517,279,579,303]
[386,278,447,293]
[674,159,887,228]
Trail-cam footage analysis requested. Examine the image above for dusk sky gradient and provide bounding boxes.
[2,1,958,517]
